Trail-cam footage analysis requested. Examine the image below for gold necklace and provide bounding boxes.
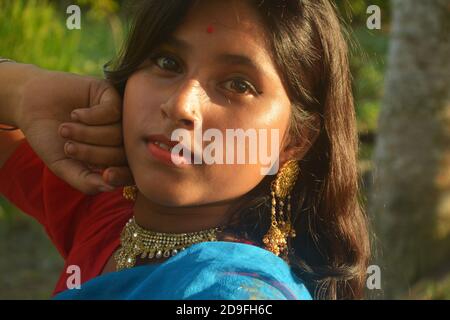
[114,217,222,271]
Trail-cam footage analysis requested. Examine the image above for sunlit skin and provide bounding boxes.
[102,0,297,273]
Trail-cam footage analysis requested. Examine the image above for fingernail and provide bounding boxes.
[65,142,75,154]
[60,126,70,138]
[106,172,116,185]
[71,111,79,121]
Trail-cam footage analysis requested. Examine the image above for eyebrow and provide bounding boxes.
[161,36,263,73]
[215,53,262,73]
[163,36,192,52]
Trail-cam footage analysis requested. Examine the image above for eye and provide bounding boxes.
[151,54,183,73]
[221,78,260,96]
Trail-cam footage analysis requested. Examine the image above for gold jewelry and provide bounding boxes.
[262,160,299,261]
[0,58,15,64]
[114,217,222,271]
[123,185,138,201]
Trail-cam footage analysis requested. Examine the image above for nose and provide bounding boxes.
[160,79,205,130]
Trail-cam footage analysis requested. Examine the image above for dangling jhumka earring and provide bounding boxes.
[262,160,300,262]
[123,185,138,201]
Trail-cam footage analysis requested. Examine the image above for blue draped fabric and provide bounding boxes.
[54,241,312,300]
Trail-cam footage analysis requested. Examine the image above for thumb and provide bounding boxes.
[51,158,116,195]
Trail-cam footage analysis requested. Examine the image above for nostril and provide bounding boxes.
[180,119,194,128]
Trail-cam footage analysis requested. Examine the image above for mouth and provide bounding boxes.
[144,134,195,167]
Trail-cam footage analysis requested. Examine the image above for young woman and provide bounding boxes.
[0,0,370,300]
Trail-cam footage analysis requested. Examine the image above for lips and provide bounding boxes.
[146,134,179,151]
[152,141,172,152]
[145,134,194,166]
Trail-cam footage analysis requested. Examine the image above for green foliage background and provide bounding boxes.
[0,0,122,75]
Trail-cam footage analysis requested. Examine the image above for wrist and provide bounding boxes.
[5,63,43,128]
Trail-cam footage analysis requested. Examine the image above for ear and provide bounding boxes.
[279,114,321,167]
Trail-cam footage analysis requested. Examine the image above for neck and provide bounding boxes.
[132,192,241,234]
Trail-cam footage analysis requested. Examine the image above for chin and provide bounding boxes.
[140,184,202,207]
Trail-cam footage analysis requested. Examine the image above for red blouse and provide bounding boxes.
[0,139,259,297]
[0,139,133,296]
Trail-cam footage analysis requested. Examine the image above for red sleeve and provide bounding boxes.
[0,139,93,258]
[1,139,136,295]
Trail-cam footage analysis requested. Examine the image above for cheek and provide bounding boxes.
[209,99,291,157]
[122,73,164,177]
[258,100,291,143]
[124,73,150,125]
[253,100,292,157]
[197,101,290,199]
[123,72,165,142]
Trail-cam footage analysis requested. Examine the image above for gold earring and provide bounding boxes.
[262,160,299,261]
[123,185,138,201]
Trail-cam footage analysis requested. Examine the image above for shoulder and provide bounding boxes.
[161,241,313,300]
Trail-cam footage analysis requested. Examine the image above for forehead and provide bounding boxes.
[172,0,270,56]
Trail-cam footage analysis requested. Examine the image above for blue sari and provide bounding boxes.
[54,241,312,300]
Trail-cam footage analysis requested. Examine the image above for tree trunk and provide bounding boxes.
[371,0,450,298]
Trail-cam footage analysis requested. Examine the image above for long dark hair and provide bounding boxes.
[105,0,370,300]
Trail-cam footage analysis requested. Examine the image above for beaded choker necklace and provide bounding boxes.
[114,217,222,271]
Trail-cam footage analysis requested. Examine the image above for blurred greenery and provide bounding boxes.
[0,0,122,76]
[0,0,446,299]
[340,0,390,145]
[409,274,450,300]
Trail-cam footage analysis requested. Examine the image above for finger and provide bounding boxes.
[51,158,117,195]
[102,167,135,187]
[64,140,127,167]
[71,95,122,126]
[59,122,123,147]
[75,84,122,125]
[87,163,108,173]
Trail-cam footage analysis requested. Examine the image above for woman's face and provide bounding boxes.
[123,0,292,206]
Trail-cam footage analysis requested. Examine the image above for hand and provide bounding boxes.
[17,67,133,195]
[58,100,134,190]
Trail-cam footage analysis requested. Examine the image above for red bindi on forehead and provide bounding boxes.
[206,25,214,34]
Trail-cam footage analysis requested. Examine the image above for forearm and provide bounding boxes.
[0,61,41,127]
